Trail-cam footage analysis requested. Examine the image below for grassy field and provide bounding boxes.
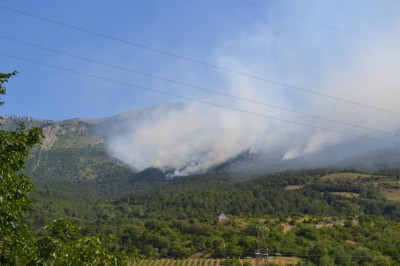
[319,172,400,202]
[128,257,302,266]
[285,185,305,190]
[320,172,377,180]
[383,189,400,202]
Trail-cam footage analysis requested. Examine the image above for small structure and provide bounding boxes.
[218,212,229,222]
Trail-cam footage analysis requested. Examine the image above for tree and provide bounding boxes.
[33,218,121,265]
[0,72,122,265]
[0,72,17,106]
[0,71,42,264]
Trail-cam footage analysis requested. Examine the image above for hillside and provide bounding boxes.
[1,106,181,199]
[3,105,400,197]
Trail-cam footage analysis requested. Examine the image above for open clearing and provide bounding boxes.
[331,192,359,198]
[285,185,305,190]
[383,189,400,202]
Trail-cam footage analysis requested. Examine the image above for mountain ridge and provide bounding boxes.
[2,103,399,190]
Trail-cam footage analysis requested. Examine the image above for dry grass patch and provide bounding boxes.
[240,257,303,265]
[282,223,294,233]
[285,185,305,190]
[321,173,375,181]
[331,192,359,198]
[344,240,357,245]
[372,180,400,185]
[233,218,250,229]
[383,189,400,202]
[271,256,303,265]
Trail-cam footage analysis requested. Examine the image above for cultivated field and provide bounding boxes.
[128,257,302,266]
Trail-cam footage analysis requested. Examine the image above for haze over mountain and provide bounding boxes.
[107,104,400,176]
[103,13,400,176]
[2,104,399,184]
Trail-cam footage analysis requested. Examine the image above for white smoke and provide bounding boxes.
[108,101,268,176]
[282,132,345,161]
[107,1,400,175]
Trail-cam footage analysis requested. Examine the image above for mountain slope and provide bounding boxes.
[1,105,193,200]
[2,103,400,200]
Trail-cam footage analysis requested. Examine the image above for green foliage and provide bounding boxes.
[23,166,400,264]
[0,71,17,106]
[0,71,42,264]
[45,217,80,241]
[33,218,121,265]
[0,72,123,265]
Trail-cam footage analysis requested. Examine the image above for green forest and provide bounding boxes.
[29,169,400,265]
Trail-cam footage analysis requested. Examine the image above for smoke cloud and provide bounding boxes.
[107,1,400,175]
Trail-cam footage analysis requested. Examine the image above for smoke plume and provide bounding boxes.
[107,1,400,175]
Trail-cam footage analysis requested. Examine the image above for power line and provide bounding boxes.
[2,35,399,138]
[238,0,400,49]
[1,51,399,147]
[1,4,400,117]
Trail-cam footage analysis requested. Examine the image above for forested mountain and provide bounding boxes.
[2,105,400,195]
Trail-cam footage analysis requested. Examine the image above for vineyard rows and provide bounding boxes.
[129,259,224,266]
[128,257,301,265]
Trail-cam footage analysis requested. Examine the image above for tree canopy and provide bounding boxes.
[0,72,122,265]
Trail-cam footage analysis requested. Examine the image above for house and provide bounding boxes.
[218,212,229,222]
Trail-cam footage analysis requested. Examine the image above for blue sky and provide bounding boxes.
[1,0,399,121]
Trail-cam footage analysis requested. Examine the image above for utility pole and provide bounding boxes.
[255,228,262,266]
[255,227,271,266]
[262,247,271,266]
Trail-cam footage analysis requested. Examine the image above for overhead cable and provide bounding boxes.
[1,35,399,137]
[1,5,400,117]
[1,51,399,147]
[238,0,400,49]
